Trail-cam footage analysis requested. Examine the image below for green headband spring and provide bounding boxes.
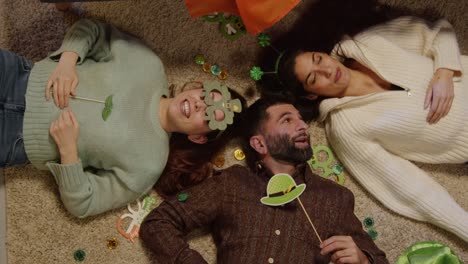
[249,33,284,82]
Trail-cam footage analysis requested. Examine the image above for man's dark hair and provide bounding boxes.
[241,96,294,171]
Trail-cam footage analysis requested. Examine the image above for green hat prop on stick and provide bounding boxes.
[261,173,306,206]
[202,81,242,131]
[261,173,322,243]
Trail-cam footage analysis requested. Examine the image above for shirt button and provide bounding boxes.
[275,229,281,235]
[268,257,274,263]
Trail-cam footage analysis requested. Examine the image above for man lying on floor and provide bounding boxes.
[140,97,388,264]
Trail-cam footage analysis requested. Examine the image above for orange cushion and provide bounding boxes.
[185,0,300,34]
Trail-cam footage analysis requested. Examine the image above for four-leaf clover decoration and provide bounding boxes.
[250,66,264,81]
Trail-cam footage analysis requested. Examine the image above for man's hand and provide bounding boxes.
[320,236,370,264]
[49,109,80,164]
[424,68,455,124]
[46,51,79,109]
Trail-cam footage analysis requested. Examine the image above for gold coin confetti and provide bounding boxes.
[234,149,245,161]
[202,62,212,73]
[218,69,229,80]
[213,155,225,168]
[107,238,119,250]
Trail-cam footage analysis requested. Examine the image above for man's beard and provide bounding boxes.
[265,133,312,165]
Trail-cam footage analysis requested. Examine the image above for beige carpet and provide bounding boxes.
[1,0,467,263]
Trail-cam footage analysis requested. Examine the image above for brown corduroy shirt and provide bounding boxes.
[140,164,388,264]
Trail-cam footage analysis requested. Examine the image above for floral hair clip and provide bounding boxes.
[249,33,284,82]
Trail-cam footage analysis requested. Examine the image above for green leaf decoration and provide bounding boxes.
[102,95,113,121]
[249,66,264,81]
[105,95,113,109]
[257,33,271,47]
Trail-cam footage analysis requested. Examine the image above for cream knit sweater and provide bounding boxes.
[318,17,468,241]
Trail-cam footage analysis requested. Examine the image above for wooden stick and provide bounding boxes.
[297,197,322,243]
[72,96,105,104]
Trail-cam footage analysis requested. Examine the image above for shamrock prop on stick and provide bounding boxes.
[261,173,323,243]
[72,95,114,121]
[50,91,114,121]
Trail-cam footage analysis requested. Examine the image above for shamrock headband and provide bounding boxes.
[249,33,284,82]
[202,81,242,131]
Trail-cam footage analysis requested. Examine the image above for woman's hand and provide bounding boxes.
[46,51,79,109]
[424,68,455,124]
[320,236,370,264]
[49,109,80,165]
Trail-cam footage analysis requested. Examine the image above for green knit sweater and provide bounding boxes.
[23,19,170,218]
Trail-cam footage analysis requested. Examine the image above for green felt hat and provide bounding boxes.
[261,173,306,206]
[395,241,462,264]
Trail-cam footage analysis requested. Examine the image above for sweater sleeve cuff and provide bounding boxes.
[49,44,87,65]
[46,159,88,192]
[433,38,463,79]
[362,250,375,264]
[177,248,208,264]
[434,54,463,80]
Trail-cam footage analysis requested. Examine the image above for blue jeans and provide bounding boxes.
[0,49,32,167]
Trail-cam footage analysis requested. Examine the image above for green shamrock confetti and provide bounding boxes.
[250,66,264,81]
[363,217,375,228]
[74,249,86,262]
[367,229,378,240]
[332,164,343,175]
[257,33,271,47]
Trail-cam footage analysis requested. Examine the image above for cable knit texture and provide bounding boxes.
[318,17,468,241]
[22,19,170,217]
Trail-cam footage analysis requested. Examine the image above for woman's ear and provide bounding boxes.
[303,94,318,101]
[188,134,208,144]
[250,135,267,155]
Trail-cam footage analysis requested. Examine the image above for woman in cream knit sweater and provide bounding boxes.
[274,16,468,241]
